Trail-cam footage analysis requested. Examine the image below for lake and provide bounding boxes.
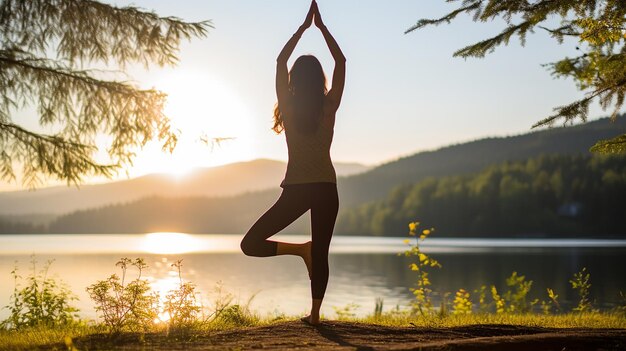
[1,234,625,320]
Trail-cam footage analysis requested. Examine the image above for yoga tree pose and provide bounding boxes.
[240,0,346,325]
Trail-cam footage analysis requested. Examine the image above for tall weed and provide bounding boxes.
[401,222,440,315]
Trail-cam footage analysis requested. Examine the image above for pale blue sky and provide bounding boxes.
[4,0,608,190]
[126,0,600,162]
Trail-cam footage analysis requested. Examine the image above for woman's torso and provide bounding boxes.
[281,98,336,186]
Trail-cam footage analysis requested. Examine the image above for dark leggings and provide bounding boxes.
[240,182,339,299]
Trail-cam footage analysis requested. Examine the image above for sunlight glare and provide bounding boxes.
[130,70,256,177]
[141,232,203,254]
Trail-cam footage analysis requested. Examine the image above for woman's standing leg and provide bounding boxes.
[307,183,339,324]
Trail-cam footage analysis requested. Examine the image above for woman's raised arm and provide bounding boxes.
[313,1,346,111]
[276,3,315,104]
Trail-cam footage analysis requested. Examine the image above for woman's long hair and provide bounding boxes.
[273,55,328,134]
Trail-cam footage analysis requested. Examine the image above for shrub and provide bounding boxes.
[503,272,536,313]
[474,285,489,313]
[490,286,506,314]
[161,260,202,331]
[452,289,472,314]
[540,288,561,315]
[214,304,257,327]
[86,258,158,333]
[1,257,79,330]
[570,267,593,313]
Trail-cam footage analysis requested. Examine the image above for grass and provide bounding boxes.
[360,311,626,328]
[1,312,624,350]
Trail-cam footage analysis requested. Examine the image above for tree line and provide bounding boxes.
[335,154,626,237]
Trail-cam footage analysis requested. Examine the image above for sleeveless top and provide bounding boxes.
[280,106,337,187]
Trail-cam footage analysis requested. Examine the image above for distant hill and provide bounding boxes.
[0,160,370,216]
[337,117,626,207]
[4,117,626,236]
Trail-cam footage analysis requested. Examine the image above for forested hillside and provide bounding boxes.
[43,154,626,238]
[338,117,626,206]
[336,155,626,237]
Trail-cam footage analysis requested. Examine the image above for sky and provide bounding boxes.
[3,0,608,190]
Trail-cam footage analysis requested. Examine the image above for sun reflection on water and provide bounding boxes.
[141,232,203,254]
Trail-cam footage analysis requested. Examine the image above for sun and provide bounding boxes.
[129,70,255,177]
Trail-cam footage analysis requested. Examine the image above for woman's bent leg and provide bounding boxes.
[240,187,310,257]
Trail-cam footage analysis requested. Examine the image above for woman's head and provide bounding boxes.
[273,55,328,134]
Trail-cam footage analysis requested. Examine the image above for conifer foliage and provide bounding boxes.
[407,0,626,153]
[0,0,211,187]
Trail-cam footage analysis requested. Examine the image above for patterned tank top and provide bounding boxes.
[280,110,336,187]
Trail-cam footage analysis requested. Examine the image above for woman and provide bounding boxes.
[240,0,346,325]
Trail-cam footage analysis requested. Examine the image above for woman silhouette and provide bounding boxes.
[240,0,345,325]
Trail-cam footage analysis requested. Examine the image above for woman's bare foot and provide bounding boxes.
[300,314,320,325]
[302,241,312,279]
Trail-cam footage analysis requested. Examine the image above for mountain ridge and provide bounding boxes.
[0,159,371,216]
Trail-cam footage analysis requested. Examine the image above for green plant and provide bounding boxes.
[1,257,79,330]
[214,305,257,327]
[374,298,384,318]
[86,258,158,333]
[570,267,593,313]
[161,260,201,331]
[401,222,440,316]
[490,286,506,314]
[503,272,535,313]
[541,288,561,315]
[438,292,451,317]
[452,289,472,315]
[474,285,489,313]
[333,303,360,320]
[618,291,626,315]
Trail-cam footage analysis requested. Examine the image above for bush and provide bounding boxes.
[86,258,158,333]
[452,289,472,314]
[1,256,79,330]
[503,272,536,314]
[214,305,257,327]
[161,260,202,331]
[570,267,593,313]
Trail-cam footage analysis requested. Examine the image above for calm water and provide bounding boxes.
[1,234,625,320]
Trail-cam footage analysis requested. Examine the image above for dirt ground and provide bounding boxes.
[50,321,626,350]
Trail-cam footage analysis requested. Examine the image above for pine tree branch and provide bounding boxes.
[453,21,533,58]
[0,0,207,187]
[0,50,146,98]
[407,0,626,153]
[405,1,482,34]
[0,0,212,68]
[0,121,117,188]
[0,48,175,161]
